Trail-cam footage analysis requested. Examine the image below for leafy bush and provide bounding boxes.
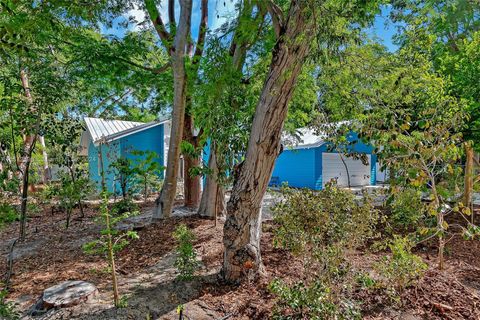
[272,185,378,264]
[374,236,427,297]
[269,279,362,320]
[388,188,426,230]
[0,289,19,319]
[0,204,18,228]
[43,171,93,228]
[111,198,138,215]
[270,185,379,319]
[109,157,136,200]
[173,224,199,281]
[130,150,164,201]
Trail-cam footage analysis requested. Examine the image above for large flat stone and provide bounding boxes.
[42,280,98,309]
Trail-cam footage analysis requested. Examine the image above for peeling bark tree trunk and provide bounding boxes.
[222,1,313,282]
[464,143,474,220]
[38,135,51,183]
[153,0,192,219]
[198,146,225,218]
[183,112,201,208]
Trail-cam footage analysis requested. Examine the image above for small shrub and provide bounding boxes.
[111,198,138,215]
[0,289,19,319]
[83,192,139,307]
[374,236,427,297]
[0,204,18,228]
[270,185,379,319]
[173,224,199,281]
[355,272,377,289]
[388,188,426,230]
[269,279,361,320]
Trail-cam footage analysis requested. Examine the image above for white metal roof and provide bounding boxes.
[283,122,352,150]
[82,117,169,147]
[282,127,327,149]
[84,117,144,142]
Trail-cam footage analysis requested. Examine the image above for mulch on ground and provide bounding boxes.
[1,201,480,319]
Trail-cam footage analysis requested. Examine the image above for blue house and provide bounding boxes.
[270,128,377,190]
[80,117,169,193]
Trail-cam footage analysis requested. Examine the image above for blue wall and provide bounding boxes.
[88,124,165,193]
[88,140,121,192]
[270,132,377,190]
[271,147,317,189]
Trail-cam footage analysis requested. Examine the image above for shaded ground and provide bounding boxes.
[1,196,479,319]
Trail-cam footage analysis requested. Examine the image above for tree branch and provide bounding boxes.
[193,0,208,63]
[144,0,173,54]
[114,56,171,74]
[168,0,176,33]
[265,0,284,38]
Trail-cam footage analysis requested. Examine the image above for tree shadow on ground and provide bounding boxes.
[72,272,227,320]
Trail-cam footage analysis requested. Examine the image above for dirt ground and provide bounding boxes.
[1,197,480,319]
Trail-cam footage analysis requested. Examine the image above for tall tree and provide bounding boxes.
[144,0,197,218]
[145,0,208,218]
[221,0,379,282]
[391,0,480,209]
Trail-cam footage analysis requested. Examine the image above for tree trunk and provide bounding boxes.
[38,135,51,183]
[154,0,192,219]
[19,69,38,241]
[198,147,225,218]
[183,113,201,208]
[198,4,254,217]
[222,1,313,282]
[464,142,474,222]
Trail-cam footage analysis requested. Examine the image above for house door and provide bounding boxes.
[322,153,371,188]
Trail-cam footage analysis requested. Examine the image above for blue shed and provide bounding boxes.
[270,128,377,190]
[80,117,169,193]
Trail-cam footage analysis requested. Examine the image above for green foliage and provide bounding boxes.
[355,272,377,290]
[272,185,378,259]
[388,188,426,231]
[269,279,361,320]
[110,157,136,200]
[0,204,18,228]
[374,236,427,297]
[83,192,139,256]
[130,150,164,200]
[173,224,199,281]
[111,198,138,216]
[270,185,379,319]
[0,289,19,320]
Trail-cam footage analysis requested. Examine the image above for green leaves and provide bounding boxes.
[173,224,199,281]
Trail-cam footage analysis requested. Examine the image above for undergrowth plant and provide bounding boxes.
[388,187,426,232]
[130,150,164,202]
[270,184,379,319]
[83,142,139,307]
[83,192,139,307]
[173,224,199,281]
[0,288,19,320]
[0,203,18,229]
[374,236,427,301]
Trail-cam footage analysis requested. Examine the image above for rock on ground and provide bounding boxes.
[29,280,98,316]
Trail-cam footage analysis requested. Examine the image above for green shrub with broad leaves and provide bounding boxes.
[173,224,199,281]
[270,184,379,319]
[0,204,18,228]
[111,198,138,215]
[374,236,427,298]
[0,288,19,319]
[388,188,426,230]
